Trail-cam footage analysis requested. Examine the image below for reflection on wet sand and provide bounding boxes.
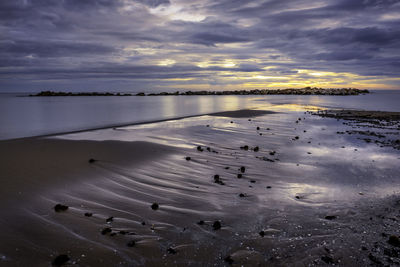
[1,106,400,265]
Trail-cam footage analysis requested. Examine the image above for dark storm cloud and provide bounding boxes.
[1,0,400,91]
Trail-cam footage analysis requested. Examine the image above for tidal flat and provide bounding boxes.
[1,105,400,266]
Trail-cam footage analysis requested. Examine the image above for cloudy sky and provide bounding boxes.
[1,0,400,92]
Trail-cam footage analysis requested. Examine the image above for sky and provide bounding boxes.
[1,0,400,92]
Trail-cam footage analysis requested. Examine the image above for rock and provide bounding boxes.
[197,220,205,225]
[214,175,224,185]
[295,196,300,199]
[325,215,337,220]
[197,146,203,152]
[101,227,112,235]
[225,167,230,169]
[54,204,68,212]
[321,255,334,264]
[185,156,191,161]
[213,221,222,230]
[295,136,299,140]
[239,193,245,198]
[167,247,177,254]
[256,127,260,130]
[269,151,276,156]
[240,145,249,150]
[237,173,242,178]
[52,254,70,266]
[127,240,136,247]
[240,166,246,173]
[388,235,400,247]
[119,230,127,235]
[266,186,272,189]
[230,121,233,123]
[250,180,256,183]
[84,212,92,217]
[135,92,145,96]
[141,221,146,225]
[88,158,96,163]
[151,203,159,210]
[224,255,234,264]
[253,146,259,152]
[259,231,265,237]
[106,216,114,223]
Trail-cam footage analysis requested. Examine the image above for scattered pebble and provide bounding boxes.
[239,193,245,198]
[197,146,203,152]
[213,221,222,230]
[214,175,224,185]
[259,230,265,237]
[167,247,177,254]
[240,166,246,173]
[256,127,260,130]
[151,203,159,210]
[224,255,234,264]
[197,220,205,225]
[253,146,259,152]
[388,235,400,247]
[325,215,337,220]
[127,240,136,247]
[88,158,96,163]
[101,227,112,235]
[54,204,68,212]
[185,156,191,161]
[237,173,242,178]
[52,254,70,266]
[106,216,114,223]
[266,186,272,189]
[84,212,92,217]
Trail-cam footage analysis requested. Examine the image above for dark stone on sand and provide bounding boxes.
[266,186,272,189]
[84,212,92,217]
[259,230,265,237]
[197,146,203,152]
[224,255,234,264]
[237,173,242,178]
[52,254,70,266]
[295,136,299,140]
[119,230,127,235]
[240,166,246,173]
[225,167,230,169]
[250,180,256,183]
[239,193,245,197]
[230,121,233,123]
[206,125,210,127]
[106,216,114,223]
[151,203,159,210]
[167,247,177,254]
[321,255,334,264]
[257,127,260,130]
[141,221,146,225]
[88,158,96,163]
[368,253,382,264]
[388,235,400,247]
[110,232,117,236]
[101,227,112,235]
[253,146,259,152]
[325,215,337,220]
[295,196,300,199]
[185,156,191,161]
[197,220,205,225]
[214,175,224,185]
[269,151,276,156]
[127,240,136,247]
[213,221,222,230]
[54,204,68,212]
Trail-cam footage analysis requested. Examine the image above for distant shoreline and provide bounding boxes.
[30,88,369,97]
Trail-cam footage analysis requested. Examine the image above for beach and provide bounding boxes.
[1,103,400,266]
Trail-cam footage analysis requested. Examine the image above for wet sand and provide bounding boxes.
[1,107,400,266]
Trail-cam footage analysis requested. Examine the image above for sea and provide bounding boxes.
[0,90,399,140]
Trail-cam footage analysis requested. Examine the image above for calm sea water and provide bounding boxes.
[0,90,399,140]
